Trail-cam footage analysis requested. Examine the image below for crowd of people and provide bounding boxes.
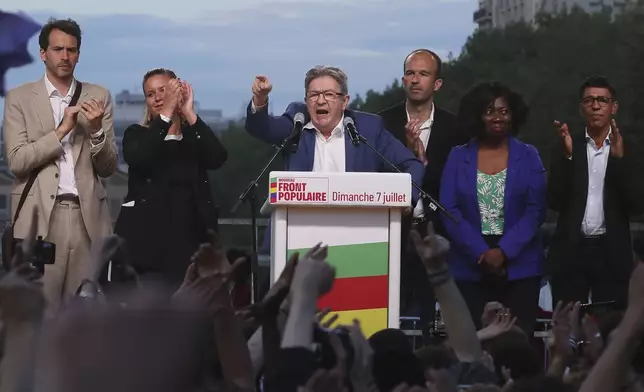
[1,16,644,392]
[2,208,644,391]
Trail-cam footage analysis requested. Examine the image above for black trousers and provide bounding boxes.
[456,276,542,337]
[550,236,629,310]
[400,240,436,344]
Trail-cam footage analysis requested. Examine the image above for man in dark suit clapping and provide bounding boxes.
[547,76,644,309]
[379,49,470,341]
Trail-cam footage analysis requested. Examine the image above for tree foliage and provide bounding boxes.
[351,4,644,166]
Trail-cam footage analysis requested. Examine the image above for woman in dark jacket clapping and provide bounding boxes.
[115,68,228,290]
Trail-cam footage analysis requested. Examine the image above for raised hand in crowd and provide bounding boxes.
[291,243,335,298]
[316,307,339,329]
[299,333,349,392]
[346,319,377,392]
[476,311,517,342]
[79,97,106,134]
[252,75,273,107]
[244,251,301,379]
[175,229,253,391]
[409,222,450,275]
[410,221,484,364]
[547,301,578,378]
[282,243,335,350]
[553,120,573,158]
[257,251,299,322]
[480,301,504,327]
[173,229,246,312]
[580,313,604,365]
[579,262,644,392]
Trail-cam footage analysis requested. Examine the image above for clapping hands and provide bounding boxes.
[554,120,573,158]
[160,78,183,118]
[80,98,106,134]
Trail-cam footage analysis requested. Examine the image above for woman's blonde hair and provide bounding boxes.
[140,68,178,126]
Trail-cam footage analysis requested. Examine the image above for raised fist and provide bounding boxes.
[252,75,272,106]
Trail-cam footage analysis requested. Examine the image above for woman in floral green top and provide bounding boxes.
[440,82,547,337]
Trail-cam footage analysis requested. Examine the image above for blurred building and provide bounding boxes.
[473,0,629,30]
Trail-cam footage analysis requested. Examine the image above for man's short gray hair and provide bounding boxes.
[304,66,349,95]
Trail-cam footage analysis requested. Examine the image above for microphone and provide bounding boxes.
[289,112,305,153]
[343,115,457,223]
[343,117,360,146]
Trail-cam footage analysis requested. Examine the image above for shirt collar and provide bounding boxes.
[405,102,434,129]
[304,115,345,137]
[585,127,611,146]
[44,74,76,101]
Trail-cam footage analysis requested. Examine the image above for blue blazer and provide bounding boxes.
[245,101,424,204]
[440,137,547,281]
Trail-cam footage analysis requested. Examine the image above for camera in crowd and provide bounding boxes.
[12,237,56,274]
[312,325,355,379]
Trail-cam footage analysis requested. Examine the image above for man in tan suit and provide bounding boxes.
[2,18,117,314]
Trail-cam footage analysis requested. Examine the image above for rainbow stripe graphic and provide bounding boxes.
[287,241,389,337]
[269,177,278,203]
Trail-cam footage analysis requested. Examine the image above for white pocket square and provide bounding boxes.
[122,201,135,207]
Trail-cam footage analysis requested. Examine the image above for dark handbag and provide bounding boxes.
[1,82,83,271]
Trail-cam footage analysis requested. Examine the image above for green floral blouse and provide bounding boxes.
[477,169,507,235]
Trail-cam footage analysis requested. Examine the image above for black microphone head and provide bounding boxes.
[294,112,305,125]
[343,117,360,146]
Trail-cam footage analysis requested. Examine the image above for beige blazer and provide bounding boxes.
[2,77,118,242]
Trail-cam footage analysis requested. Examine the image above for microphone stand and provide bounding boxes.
[353,134,458,223]
[231,135,294,304]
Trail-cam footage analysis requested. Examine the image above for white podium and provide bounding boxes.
[261,171,412,337]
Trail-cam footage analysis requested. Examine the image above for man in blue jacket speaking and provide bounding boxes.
[245,65,423,202]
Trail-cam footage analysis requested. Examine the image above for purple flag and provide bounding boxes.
[0,11,41,96]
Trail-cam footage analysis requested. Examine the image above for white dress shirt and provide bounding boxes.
[307,118,346,172]
[45,75,105,196]
[45,75,80,196]
[406,104,434,218]
[582,129,611,236]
